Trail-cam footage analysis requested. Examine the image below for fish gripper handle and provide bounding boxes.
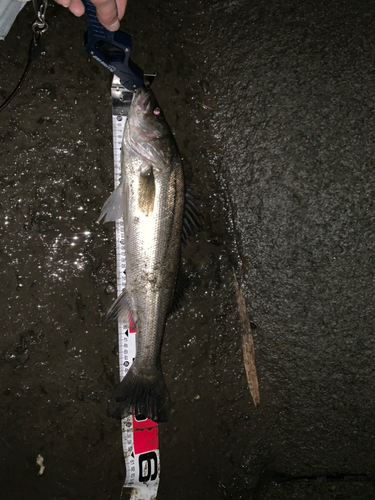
[82,0,144,90]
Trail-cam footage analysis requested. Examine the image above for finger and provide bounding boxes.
[69,0,85,17]
[91,0,120,31]
[116,0,127,20]
[54,0,72,8]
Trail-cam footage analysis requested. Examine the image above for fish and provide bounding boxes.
[99,86,200,421]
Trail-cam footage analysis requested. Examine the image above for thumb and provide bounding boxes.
[91,0,120,31]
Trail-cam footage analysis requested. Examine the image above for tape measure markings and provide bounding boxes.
[110,76,160,499]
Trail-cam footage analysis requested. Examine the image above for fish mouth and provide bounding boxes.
[126,87,175,167]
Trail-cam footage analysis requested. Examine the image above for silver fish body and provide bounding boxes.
[99,86,185,421]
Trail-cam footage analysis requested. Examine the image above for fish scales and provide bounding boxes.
[99,86,185,421]
[126,156,184,367]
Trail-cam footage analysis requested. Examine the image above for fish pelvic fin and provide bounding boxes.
[114,364,170,422]
[97,181,128,223]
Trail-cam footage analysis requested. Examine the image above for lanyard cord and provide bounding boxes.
[0,1,48,113]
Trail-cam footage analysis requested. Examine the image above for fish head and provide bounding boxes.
[126,86,178,169]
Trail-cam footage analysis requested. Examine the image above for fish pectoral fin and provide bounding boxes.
[138,166,155,215]
[182,187,202,244]
[98,182,128,223]
[106,289,135,325]
[168,265,189,317]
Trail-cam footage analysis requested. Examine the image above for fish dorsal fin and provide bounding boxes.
[181,187,201,244]
[138,166,155,215]
[168,265,189,317]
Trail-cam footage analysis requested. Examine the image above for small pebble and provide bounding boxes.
[105,283,116,295]
[199,79,210,93]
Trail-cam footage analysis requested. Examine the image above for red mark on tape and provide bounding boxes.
[132,415,159,455]
[129,313,136,333]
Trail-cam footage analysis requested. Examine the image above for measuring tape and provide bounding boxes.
[111,75,160,499]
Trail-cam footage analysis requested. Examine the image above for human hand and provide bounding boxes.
[54,0,128,31]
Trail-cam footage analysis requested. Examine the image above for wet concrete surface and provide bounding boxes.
[1,0,375,498]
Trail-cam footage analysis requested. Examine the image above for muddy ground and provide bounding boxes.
[1,0,375,499]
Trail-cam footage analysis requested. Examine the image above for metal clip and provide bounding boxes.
[32,0,49,39]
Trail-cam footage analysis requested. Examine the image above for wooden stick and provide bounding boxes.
[233,270,260,408]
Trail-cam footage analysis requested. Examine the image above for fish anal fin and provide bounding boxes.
[106,288,135,325]
[168,266,189,317]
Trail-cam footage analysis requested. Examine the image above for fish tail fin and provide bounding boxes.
[114,364,169,422]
